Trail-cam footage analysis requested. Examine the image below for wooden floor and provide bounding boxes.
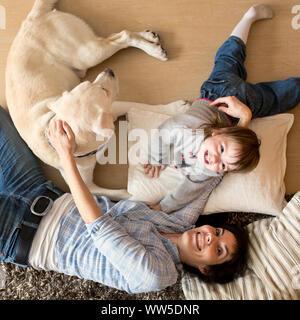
[0,0,299,194]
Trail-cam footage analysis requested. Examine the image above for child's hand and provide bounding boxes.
[148,203,162,211]
[210,96,252,127]
[47,119,76,159]
[143,164,166,178]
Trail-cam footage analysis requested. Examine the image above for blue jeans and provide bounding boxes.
[200,36,300,118]
[0,107,63,266]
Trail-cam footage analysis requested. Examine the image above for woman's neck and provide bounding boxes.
[160,232,181,246]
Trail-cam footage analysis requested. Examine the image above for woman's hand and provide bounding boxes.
[143,164,166,178]
[148,203,162,211]
[48,119,103,223]
[209,96,252,127]
[47,119,76,160]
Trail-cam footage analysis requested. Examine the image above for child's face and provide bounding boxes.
[198,132,241,173]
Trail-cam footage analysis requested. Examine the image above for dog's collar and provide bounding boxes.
[73,143,106,158]
[44,118,107,159]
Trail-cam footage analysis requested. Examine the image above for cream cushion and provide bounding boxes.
[127,108,183,204]
[127,108,294,216]
[181,192,300,300]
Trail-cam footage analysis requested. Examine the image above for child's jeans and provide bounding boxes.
[200,36,300,118]
[0,107,63,266]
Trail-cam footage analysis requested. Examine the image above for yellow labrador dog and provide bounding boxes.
[5,0,189,200]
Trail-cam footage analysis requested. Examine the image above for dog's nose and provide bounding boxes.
[104,68,115,78]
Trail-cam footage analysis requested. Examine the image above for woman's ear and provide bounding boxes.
[198,265,210,275]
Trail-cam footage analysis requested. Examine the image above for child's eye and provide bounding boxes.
[222,163,226,170]
[220,146,224,153]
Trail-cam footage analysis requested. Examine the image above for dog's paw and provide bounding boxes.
[141,43,168,61]
[88,185,131,201]
[176,99,192,109]
[140,30,161,44]
[145,43,167,61]
[156,45,168,61]
[138,30,168,61]
[109,189,131,201]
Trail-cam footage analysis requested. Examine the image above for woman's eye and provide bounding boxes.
[216,228,220,236]
[217,247,222,256]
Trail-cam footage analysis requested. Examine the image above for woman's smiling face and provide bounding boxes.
[177,225,237,274]
[198,131,241,173]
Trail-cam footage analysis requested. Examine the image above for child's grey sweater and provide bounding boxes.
[149,99,231,213]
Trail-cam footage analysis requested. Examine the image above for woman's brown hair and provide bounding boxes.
[182,221,249,284]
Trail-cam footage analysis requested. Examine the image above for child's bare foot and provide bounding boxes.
[244,4,274,21]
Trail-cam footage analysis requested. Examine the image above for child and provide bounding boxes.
[145,4,300,213]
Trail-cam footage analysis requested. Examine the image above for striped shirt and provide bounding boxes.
[54,177,220,294]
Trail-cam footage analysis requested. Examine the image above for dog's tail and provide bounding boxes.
[27,0,59,19]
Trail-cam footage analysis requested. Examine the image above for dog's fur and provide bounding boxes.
[5,0,184,200]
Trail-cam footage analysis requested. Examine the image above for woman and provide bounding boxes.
[0,107,248,293]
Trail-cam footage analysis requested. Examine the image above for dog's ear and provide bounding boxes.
[98,111,115,130]
[93,111,115,141]
[48,96,62,113]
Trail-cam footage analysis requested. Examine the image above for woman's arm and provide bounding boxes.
[209,96,252,127]
[48,120,178,293]
[47,119,103,224]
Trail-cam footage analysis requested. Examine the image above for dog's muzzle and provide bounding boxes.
[104,68,115,78]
